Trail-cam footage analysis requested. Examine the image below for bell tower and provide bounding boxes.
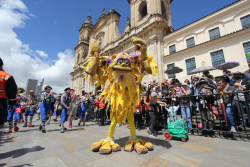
[128,0,173,28]
[74,12,93,67]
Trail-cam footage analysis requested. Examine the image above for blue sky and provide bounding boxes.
[16,0,237,61]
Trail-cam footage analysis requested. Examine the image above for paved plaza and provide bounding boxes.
[0,115,250,167]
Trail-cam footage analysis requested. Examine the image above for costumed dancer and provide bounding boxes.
[39,85,54,133]
[53,96,61,122]
[60,88,71,133]
[68,89,77,128]
[23,90,37,127]
[81,37,158,154]
[17,88,26,122]
[78,92,89,126]
[4,96,22,133]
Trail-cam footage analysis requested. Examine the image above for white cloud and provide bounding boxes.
[36,50,48,58]
[0,0,75,93]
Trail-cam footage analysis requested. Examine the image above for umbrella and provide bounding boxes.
[190,66,215,74]
[164,67,183,74]
[247,52,250,58]
[216,61,239,70]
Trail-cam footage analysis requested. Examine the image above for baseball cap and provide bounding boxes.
[151,92,158,97]
[182,83,188,86]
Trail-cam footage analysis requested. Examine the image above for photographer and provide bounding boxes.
[178,83,192,135]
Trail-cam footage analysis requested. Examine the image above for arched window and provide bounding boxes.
[139,1,147,20]
[161,1,167,20]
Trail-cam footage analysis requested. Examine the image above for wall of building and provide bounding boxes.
[163,0,250,82]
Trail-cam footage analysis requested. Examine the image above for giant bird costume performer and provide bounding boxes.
[82,37,158,154]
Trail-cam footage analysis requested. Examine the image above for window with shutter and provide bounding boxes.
[241,15,250,29]
[211,50,225,68]
[186,37,195,48]
[186,58,196,75]
[243,42,250,63]
[209,27,221,40]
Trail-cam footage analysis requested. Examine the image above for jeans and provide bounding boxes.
[226,103,235,127]
[181,107,192,132]
[233,100,250,124]
[149,112,155,134]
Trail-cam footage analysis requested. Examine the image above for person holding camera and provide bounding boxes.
[178,83,192,135]
[148,92,166,137]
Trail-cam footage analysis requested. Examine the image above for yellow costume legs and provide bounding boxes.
[91,113,121,154]
[127,111,136,138]
[108,113,117,139]
[124,110,154,154]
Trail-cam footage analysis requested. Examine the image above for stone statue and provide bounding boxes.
[102,8,105,15]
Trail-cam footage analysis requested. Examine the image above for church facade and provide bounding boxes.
[71,0,250,96]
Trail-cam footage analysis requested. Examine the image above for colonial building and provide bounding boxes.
[71,0,250,95]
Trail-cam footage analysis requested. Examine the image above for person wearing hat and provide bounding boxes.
[148,92,166,137]
[23,90,37,127]
[39,85,54,133]
[178,83,192,135]
[231,72,250,127]
[59,87,72,133]
[0,58,18,126]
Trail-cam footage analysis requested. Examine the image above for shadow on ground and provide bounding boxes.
[0,146,45,159]
[114,135,172,149]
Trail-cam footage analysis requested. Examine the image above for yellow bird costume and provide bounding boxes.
[81,37,158,154]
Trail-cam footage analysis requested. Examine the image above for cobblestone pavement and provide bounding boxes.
[0,115,250,167]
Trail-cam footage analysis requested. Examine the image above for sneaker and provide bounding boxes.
[150,134,156,137]
[23,123,27,127]
[78,122,81,126]
[188,132,192,135]
[64,127,67,131]
[59,124,61,127]
[203,126,207,130]
[47,122,50,125]
[230,127,237,132]
[4,130,12,133]
[60,128,65,133]
[28,123,34,127]
[209,126,213,131]
[93,119,96,122]
[53,119,58,122]
[14,127,19,132]
[42,129,46,133]
[37,118,41,121]
[146,127,151,134]
[39,125,42,131]
[138,128,141,131]
[83,123,87,127]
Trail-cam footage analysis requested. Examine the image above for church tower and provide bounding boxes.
[128,0,173,28]
[74,12,93,68]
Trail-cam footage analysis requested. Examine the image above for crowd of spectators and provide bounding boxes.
[83,64,250,137]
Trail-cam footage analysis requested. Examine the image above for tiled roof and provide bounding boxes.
[172,0,241,33]
[164,26,250,57]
